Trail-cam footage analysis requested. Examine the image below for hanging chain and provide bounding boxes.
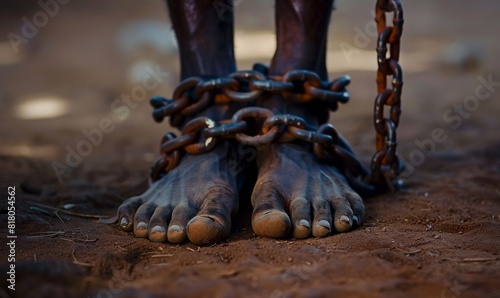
[149,0,404,196]
[368,0,404,191]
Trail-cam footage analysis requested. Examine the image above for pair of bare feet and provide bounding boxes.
[117,141,364,245]
[115,0,365,245]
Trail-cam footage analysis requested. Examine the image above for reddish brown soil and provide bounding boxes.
[1,1,499,297]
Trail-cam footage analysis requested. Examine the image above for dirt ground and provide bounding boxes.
[1,0,499,297]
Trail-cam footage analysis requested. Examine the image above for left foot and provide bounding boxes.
[251,143,365,239]
[250,0,364,239]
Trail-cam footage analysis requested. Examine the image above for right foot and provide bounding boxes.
[116,141,241,245]
[116,0,245,246]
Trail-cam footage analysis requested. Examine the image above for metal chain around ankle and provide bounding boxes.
[150,66,351,126]
[149,0,405,196]
[148,106,369,187]
[148,67,351,184]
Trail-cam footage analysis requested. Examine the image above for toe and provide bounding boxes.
[330,196,354,233]
[148,205,173,242]
[289,198,312,239]
[312,198,332,238]
[252,210,290,238]
[187,215,228,245]
[187,196,234,245]
[133,203,157,238]
[346,192,365,227]
[117,196,143,231]
[251,185,291,238]
[168,204,195,244]
[149,225,167,242]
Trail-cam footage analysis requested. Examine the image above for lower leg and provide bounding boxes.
[167,0,242,124]
[167,0,236,79]
[270,0,333,79]
[251,0,365,239]
[116,0,243,245]
[261,0,335,126]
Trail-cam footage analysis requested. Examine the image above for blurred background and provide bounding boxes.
[0,0,499,188]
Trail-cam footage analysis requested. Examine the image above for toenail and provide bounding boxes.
[318,220,331,230]
[298,219,311,228]
[169,225,182,232]
[136,221,148,229]
[120,216,130,228]
[150,225,165,234]
[340,215,351,224]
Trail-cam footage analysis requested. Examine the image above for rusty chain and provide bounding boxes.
[368,0,404,192]
[149,0,404,196]
[148,67,351,183]
[150,64,351,126]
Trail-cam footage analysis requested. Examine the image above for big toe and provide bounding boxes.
[252,210,291,238]
[187,215,230,245]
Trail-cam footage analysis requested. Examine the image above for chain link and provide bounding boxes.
[148,0,405,196]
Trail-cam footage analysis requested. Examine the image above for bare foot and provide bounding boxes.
[251,143,365,239]
[116,142,241,245]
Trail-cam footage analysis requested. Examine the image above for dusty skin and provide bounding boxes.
[116,141,365,245]
[117,142,241,245]
[251,143,364,239]
[1,0,499,297]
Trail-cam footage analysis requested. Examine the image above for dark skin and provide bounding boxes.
[116,0,365,245]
